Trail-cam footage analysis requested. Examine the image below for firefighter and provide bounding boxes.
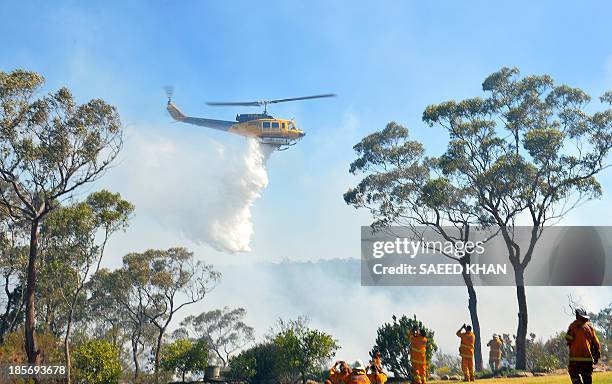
[372,351,382,370]
[456,324,475,382]
[486,334,503,371]
[409,328,428,384]
[565,307,601,384]
[345,360,371,384]
[326,361,351,384]
[367,363,388,384]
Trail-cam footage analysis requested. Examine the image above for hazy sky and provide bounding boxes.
[2,0,612,360]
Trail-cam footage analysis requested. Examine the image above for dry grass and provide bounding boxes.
[430,371,612,384]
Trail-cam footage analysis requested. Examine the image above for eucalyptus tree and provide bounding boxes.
[180,306,255,367]
[40,190,133,383]
[344,122,490,370]
[0,69,122,363]
[420,67,612,368]
[121,248,220,381]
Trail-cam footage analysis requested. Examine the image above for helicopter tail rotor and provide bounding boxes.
[164,85,175,103]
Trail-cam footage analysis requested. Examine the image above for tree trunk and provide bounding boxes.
[25,219,40,364]
[132,334,141,382]
[466,283,483,371]
[461,257,483,371]
[155,330,164,383]
[64,318,72,384]
[514,267,528,370]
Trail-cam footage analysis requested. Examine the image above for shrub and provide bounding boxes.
[73,339,122,384]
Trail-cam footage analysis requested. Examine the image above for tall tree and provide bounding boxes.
[180,306,255,367]
[40,190,133,383]
[271,317,339,384]
[0,69,122,363]
[88,267,155,381]
[421,67,612,368]
[344,122,489,370]
[122,248,220,381]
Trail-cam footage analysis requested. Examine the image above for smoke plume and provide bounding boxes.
[205,138,273,252]
[119,131,274,253]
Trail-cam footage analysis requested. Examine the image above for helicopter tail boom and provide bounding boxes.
[167,101,236,131]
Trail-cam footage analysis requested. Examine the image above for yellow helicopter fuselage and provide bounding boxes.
[167,102,305,149]
[229,118,304,140]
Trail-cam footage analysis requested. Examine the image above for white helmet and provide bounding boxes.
[352,360,366,370]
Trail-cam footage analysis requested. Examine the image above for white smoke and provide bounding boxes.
[206,138,274,252]
[113,130,274,254]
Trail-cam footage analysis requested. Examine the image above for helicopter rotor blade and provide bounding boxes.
[206,101,262,107]
[267,93,336,104]
[164,85,174,101]
[206,93,336,107]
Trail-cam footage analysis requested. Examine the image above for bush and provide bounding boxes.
[372,314,437,379]
[160,338,207,382]
[0,328,64,364]
[228,342,280,384]
[432,352,461,376]
[73,339,122,384]
[526,333,561,373]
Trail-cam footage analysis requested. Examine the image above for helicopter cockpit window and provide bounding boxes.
[271,122,280,130]
[262,121,271,130]
[288,122,295,130]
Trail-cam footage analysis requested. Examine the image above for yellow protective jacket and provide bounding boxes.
[457,331,475,359]
[487,337,502,360]
[409,334,428,365]
[345,370,371,384]
[565,319,601,363]
[327,366,351,384]
[367,372,388,384]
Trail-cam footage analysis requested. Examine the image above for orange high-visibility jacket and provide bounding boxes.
[410,334,428,365]
[345,370,371,384]
[328,367,351,384]
[367,372,388,384]
[565,319,601,363]
[487,337,502,359]
[457,331,475,359]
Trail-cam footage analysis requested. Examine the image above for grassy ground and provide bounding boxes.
[430,371,612,383]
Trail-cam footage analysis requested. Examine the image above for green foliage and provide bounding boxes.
[228,342,280,384]
[591,304,612,361]
[73,339,122,384]
[0,328,64,364]
[526,333,560,373]
[372,315,437,379]
[161,338,208,382]
[544,332,569,368]
[272,318,339,384]
[432,352,461,376]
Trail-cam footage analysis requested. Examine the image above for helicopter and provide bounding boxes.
[165,87,335,151]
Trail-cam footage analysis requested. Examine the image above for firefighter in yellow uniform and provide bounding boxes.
[456,324,475,382]
[409,328,428,384]
[326,361,351,384]
[346,360,371,384]
[367,363,388,384]
[565,308,601,384]
[486,334,503,371]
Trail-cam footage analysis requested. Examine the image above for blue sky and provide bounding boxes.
[2,0,612,358]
